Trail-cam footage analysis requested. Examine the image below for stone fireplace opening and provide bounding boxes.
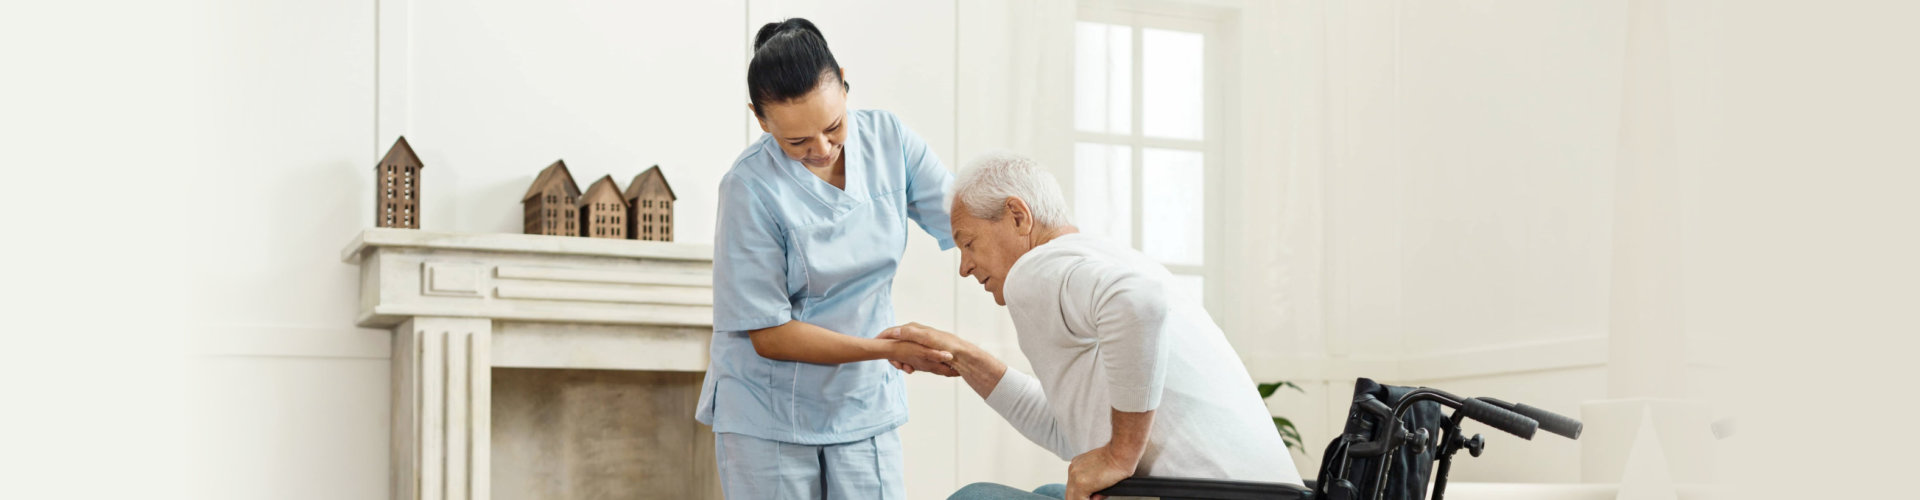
[492,368,720,500]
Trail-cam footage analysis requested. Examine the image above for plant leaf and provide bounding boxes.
[1260,382,1308,450]
[1272,416,1305,451]
[1259,381,1305,399]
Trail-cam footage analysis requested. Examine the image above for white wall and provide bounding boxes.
[1328,0,1624,482]
[184,1,386,498]
[1250,0,1743,484]
[2,1,210,497]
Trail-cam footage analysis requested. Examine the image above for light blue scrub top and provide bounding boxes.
[696,109,954,445]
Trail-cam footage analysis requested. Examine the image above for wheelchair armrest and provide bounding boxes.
[1096,476,1313,500]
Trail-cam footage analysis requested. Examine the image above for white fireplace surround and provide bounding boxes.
[342,229,715,500]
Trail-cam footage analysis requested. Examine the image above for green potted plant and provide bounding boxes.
[1258,381,1306,452]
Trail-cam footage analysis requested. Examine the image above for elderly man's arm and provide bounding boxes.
[1067,408,1154,500]
[1060,261,1174,499]
[881,323,1078,459]
[1077,263,1173,415]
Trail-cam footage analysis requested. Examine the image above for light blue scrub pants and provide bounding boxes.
[716,430,905,500]
[947,482,1067,500]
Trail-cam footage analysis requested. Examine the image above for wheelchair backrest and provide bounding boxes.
[1313,378,1445,500]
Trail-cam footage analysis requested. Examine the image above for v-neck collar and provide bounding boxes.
[768,113,864,210]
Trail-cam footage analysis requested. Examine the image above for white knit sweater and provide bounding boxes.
[983,233,1304,484]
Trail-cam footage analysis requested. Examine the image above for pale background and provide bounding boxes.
[1,1,1916,499]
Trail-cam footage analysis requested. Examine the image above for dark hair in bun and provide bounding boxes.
[748,18,848,117]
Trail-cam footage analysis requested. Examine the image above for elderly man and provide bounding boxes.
[883,152,1303,500]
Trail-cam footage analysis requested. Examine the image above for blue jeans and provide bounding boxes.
[948,482,1067,500]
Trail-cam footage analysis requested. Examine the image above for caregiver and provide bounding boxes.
[693,18,958,500]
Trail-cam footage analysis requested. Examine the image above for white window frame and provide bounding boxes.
[1075,2,1234,311]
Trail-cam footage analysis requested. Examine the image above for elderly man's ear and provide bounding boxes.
[1007,197,1035,236]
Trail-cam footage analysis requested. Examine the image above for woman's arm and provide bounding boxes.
[894,112,957,250]
[751,320,957,375]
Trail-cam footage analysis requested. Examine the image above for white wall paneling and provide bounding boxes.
[185,1,385,499]
[399,0,744,241]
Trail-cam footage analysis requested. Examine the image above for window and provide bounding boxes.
[1074,9,1216,305]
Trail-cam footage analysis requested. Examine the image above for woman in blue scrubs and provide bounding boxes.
[694,18,958,499]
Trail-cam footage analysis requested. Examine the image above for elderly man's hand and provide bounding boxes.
[1064,445,1136,500]
[882,323,1012,401]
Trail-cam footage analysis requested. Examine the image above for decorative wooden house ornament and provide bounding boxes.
[522,160,582,236]
[376,136,423,229]
[579,175,629,239]
[625,165,677,242]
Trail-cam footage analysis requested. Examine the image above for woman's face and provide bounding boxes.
[755,79,849,170]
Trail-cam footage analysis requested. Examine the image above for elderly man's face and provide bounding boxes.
[951,197,1034,306]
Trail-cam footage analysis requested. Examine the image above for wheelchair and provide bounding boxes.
[1097,378,1584,500]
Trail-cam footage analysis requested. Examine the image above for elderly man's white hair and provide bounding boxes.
[953,151,1071,228]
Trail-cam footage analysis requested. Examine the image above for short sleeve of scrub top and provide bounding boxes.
[696,109,954,445]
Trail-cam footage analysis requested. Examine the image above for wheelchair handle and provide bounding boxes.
[1479,397,1582,439]
[1459,398,1538,440]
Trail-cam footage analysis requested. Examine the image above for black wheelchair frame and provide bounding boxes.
[1096,378,1584,500]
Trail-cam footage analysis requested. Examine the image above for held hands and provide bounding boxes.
[878,322,973,377]
[884,336,958,377]
[1064,445,1137,500]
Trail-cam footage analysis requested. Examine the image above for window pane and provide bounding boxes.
[1074,142,1131,244]
[1170,274,1204,305]
[1141,148,1203,265]
[1143,28,1204,140]
[1075,22,1131,134]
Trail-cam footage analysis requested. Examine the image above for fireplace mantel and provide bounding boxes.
[343,228,718,500]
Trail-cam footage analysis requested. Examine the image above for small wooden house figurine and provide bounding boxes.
[376,136,423,229]
[579,175,629,239]
[625,165,677,242]
[522,160,581,236]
